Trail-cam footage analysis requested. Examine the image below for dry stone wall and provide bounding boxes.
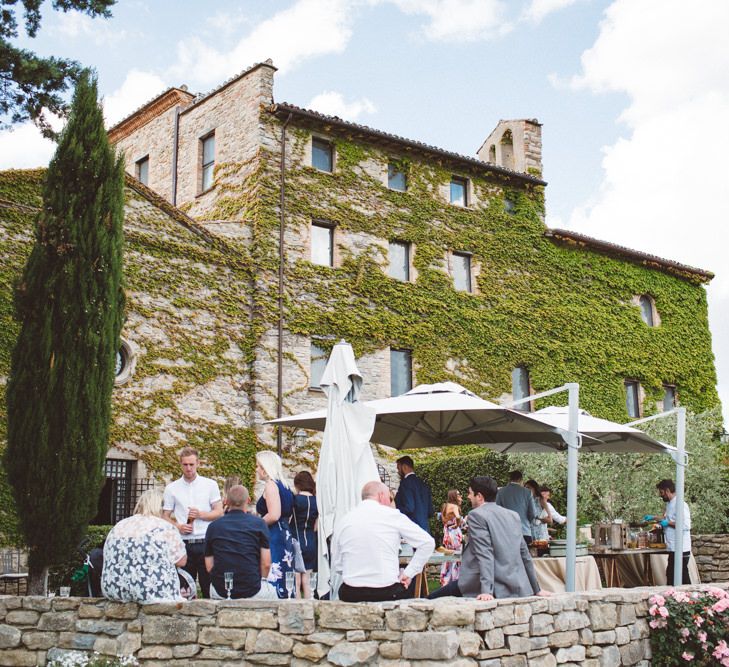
[1,584,727,666]
[693,533,729,583]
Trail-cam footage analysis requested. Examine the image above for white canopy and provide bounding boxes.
[269,381,566,450]
[314,341,378,599]
[529,406,678,454]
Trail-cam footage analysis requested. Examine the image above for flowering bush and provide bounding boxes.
[649,587,729,665]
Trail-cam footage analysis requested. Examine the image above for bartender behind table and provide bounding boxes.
[643,478,691,585]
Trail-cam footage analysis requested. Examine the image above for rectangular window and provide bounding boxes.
[388,241,410,281]
[311,222,334,267]
[390,349,412,397]
[504,197,516,214]
[135,156,149,186]
[312,138,333,172]
[201,133,215,192]
[625,380,641,418]
[663,384,676,412]
[450,176,467,206]
[511,366,532,412]
[388,162,407,191]
[452,252,472,292]
[310,342,328,389]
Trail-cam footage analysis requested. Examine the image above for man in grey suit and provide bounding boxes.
[429,476,545,600]
[496,470,536,545]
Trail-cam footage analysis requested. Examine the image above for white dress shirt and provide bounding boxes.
[664,497,691,553]
[547,502,566,525]
[163,475,221,540]
[332,499,435,587]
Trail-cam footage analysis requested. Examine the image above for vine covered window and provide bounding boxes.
[311,222,334,267]
[388,240,410,281]
[625,380,641,418]
[511,366,532,412]
[312,138,333,172]
[390,349,412,396]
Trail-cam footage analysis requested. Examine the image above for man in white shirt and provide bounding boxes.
[649,479,692,585]
[163,447,223,598]
[332,480,435,602]
[540,486,566,525]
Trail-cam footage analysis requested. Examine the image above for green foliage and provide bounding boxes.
[1,0,116,136]
[49,524,110,594]
[504,408,729,533]
[418,448,511,539]
[4,71,125,584]
[648,588,729,666]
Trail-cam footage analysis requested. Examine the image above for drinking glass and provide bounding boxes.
[224,571,234,600]
[59,586,71,597]
[285,571,295,598]
[309,573,317,599]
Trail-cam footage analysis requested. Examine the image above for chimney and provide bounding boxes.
[477,119,542,177]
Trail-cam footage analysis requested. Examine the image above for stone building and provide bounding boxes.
[0,60,719,524]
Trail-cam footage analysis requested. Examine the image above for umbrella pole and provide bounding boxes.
[673,407,686,585]
[627,407,688,586]
[565,383,580,593]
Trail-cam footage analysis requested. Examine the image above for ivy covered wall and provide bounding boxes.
[244,111,719,437]
[0,170,260,542]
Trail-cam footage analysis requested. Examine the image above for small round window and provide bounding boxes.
[114,339,136,386]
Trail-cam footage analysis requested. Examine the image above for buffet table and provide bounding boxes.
[533,555,603,593]
[590,549,701,587]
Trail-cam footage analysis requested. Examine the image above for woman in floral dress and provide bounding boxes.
[255,451,296,598]
[102,489,187,603]
[440,489,464,586]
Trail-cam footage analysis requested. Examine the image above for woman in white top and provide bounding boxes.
[540,486,567,526]
[102,489,187,604]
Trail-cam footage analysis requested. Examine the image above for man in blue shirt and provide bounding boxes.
[496,470,536,545]
[204,485,278,599]
[395,455,434,534]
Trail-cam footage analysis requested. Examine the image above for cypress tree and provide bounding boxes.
[4,70,125,594]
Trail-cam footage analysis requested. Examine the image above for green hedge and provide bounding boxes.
[418,448,512,542]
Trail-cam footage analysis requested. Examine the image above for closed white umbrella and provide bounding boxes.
[314,341,378,599]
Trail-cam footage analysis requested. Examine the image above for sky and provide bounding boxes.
[2,0,728,425]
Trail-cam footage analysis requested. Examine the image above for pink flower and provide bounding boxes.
[653,594,666,606]
[672,590,690,603]
[649,604,658,616]
[714,641,729,659]
[693,615,704,627]
[649,619,666,629]
[658,606,669,618]
[680,628,691,638]
[707,587,728,599]
[698,631,707,642]
[712,598,729,613]
[682,652,694,661]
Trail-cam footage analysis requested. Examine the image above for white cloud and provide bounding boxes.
[0,113,64,170]
[52,10,128,45]
[385,0,510,41]
[103,70,169,127]
[521,0,580,24]
[171,0,356,86]
[308,91,377,121]
[560,0,729,419]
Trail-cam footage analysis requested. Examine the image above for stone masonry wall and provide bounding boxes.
[1,585,727,666]
[693,533,729,583]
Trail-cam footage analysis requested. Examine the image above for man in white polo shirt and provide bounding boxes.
[163,447,223,598]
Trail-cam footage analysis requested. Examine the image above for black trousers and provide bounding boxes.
[339,581,410,602]
[428,579,462,599]
[183,541,210,598]
[666,551,690,586]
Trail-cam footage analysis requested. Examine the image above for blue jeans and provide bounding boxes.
[428,579,462,599]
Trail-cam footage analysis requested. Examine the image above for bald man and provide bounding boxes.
[332,481,434,602]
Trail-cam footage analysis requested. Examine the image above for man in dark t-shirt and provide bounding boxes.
[204,485,278,599]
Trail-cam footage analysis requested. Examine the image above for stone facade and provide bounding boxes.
[477,120,543,176]
[693,534,729,583]
[0,585,726,666]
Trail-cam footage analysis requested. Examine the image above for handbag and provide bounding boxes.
[291,538,306,573]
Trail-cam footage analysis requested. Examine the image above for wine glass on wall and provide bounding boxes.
[285,571,295,599]
[224,572,234,600]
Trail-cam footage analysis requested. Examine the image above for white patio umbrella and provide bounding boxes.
[528,406,678,454]
[270,382,567,450]
[314,341,379,599]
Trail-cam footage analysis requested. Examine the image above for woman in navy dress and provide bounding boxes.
[290,471,318,598]
[255,451,295,598]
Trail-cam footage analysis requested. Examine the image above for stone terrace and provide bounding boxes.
[0,584,727,666]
